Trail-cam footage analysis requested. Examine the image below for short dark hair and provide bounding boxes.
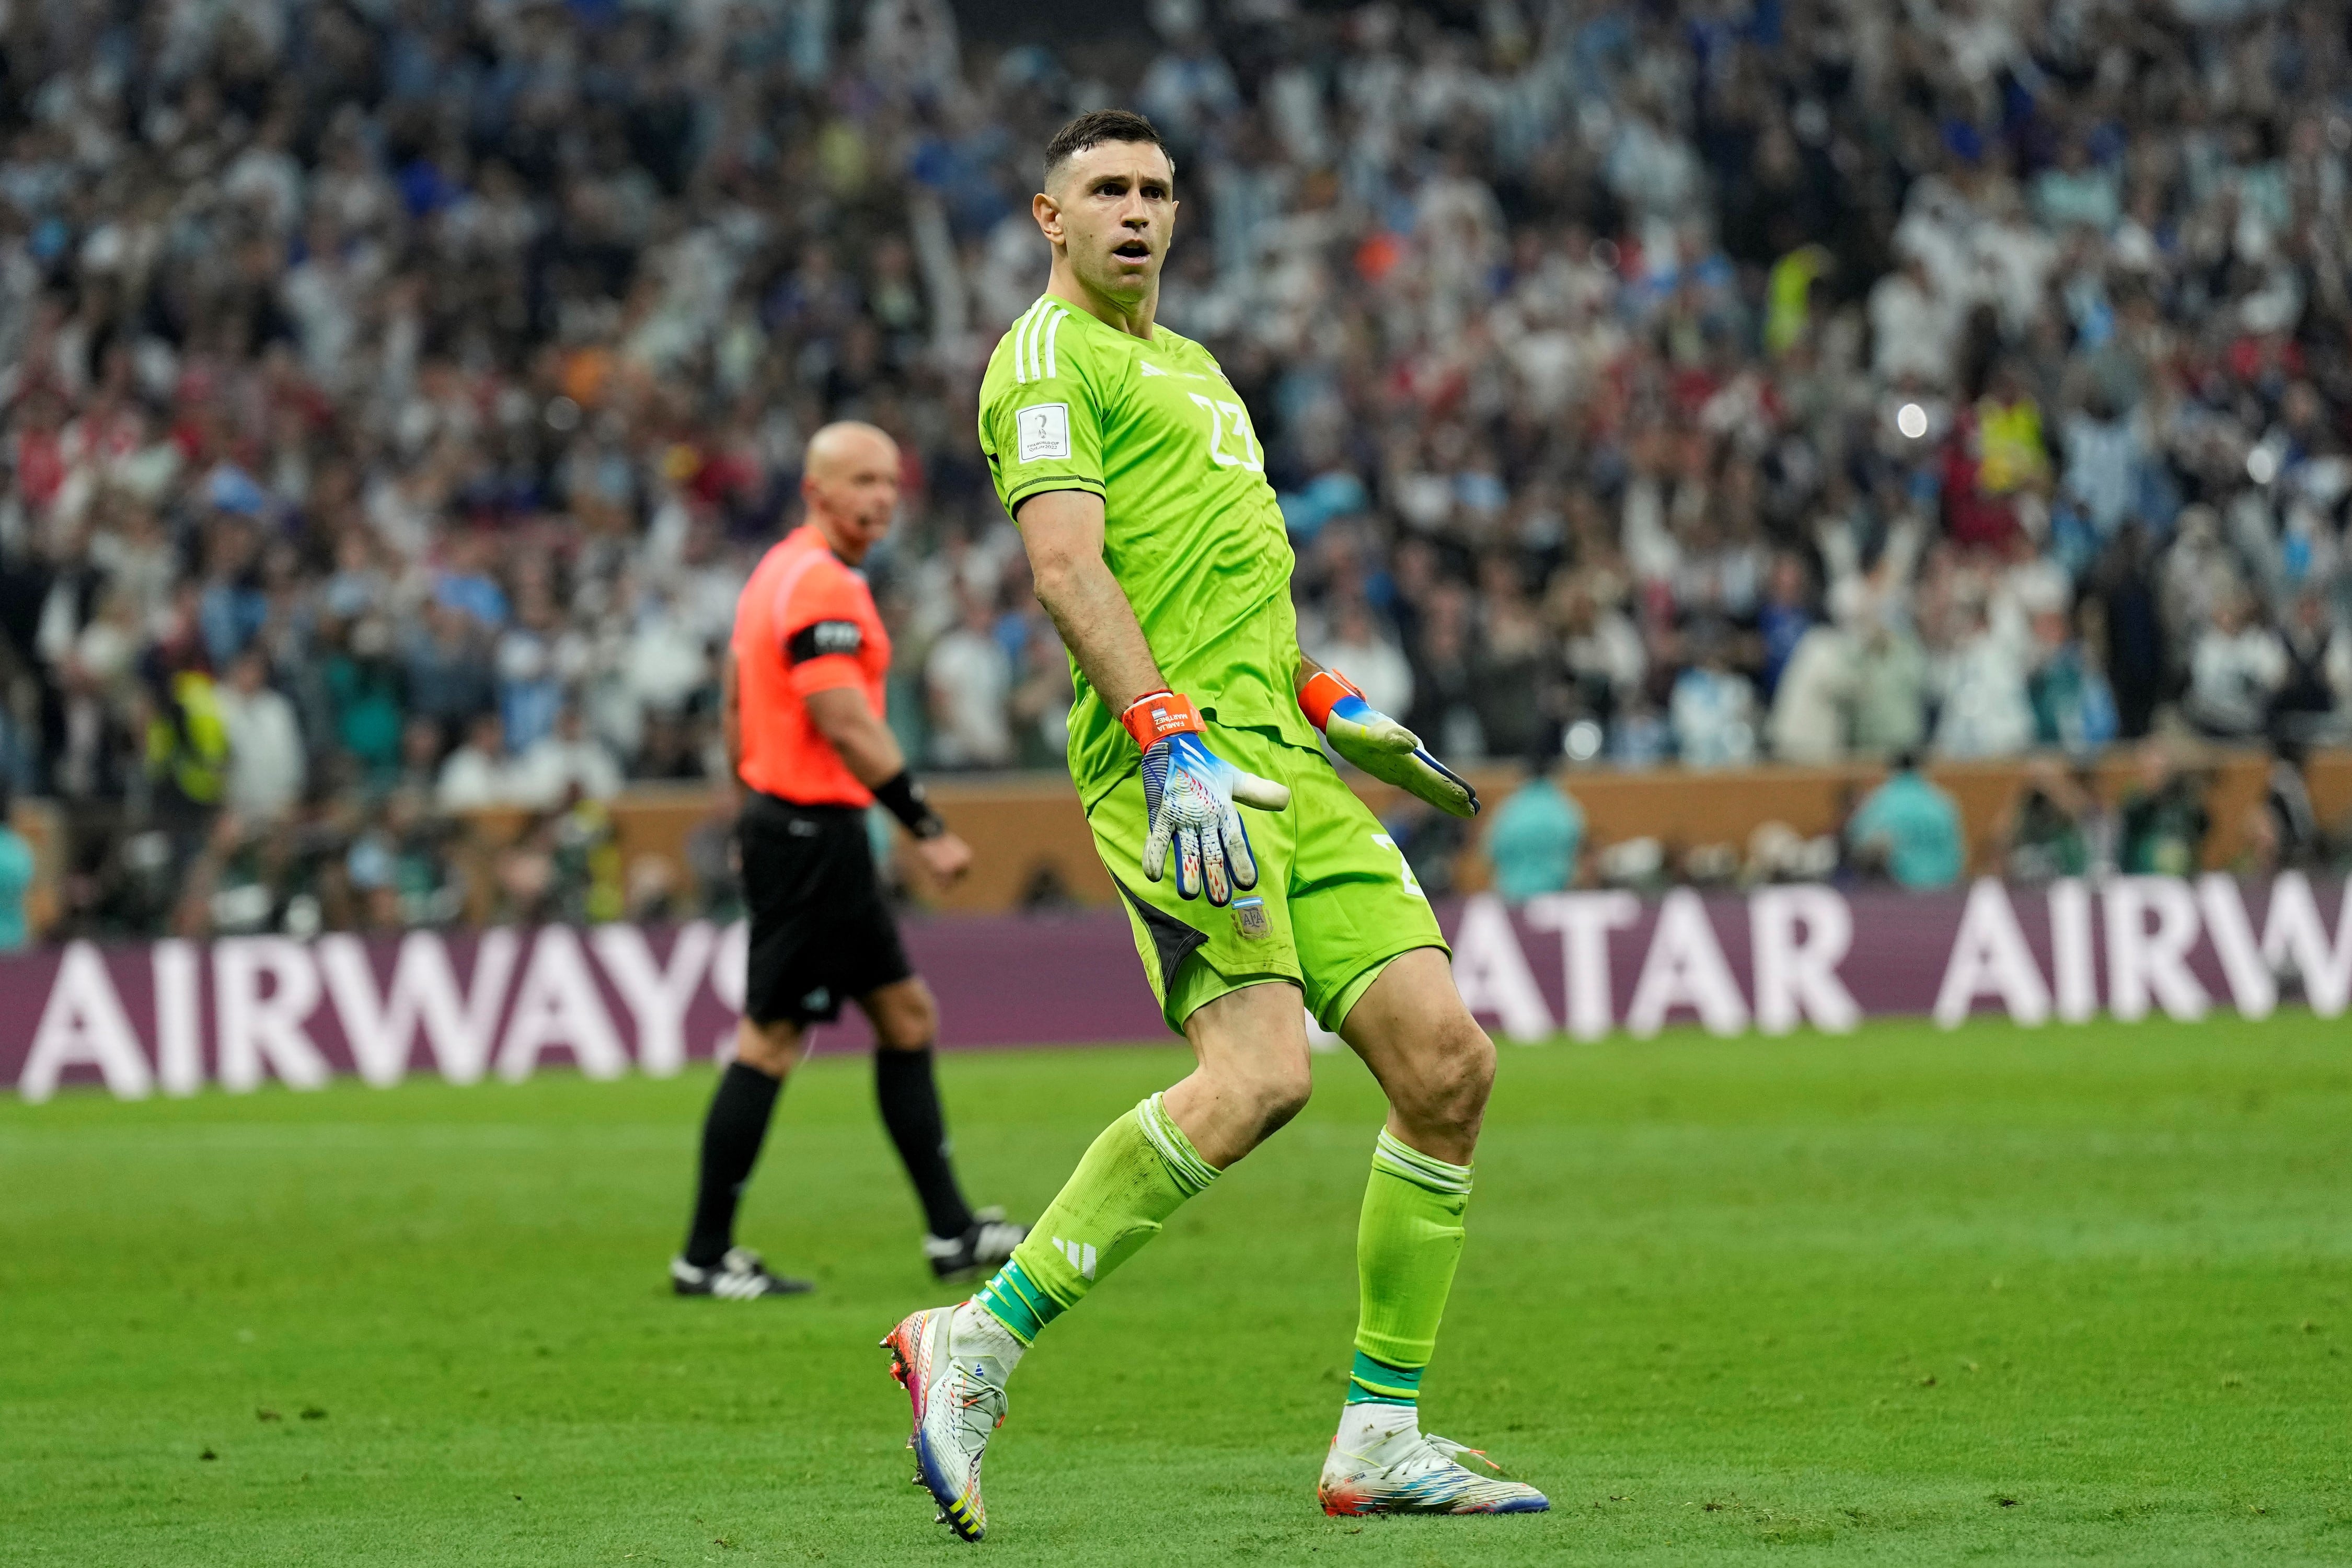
[1043,109,1172,188]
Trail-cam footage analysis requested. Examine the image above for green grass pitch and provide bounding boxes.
[4,1014,2350,1565]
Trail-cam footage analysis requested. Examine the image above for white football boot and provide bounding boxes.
[882,1304,1008,1542]
[923,1207,1031,1283]
[667,1246,812,1298]
[1317,1404,1549,1516]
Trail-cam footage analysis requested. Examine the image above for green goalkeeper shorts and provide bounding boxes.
[1087,720,1449,1035]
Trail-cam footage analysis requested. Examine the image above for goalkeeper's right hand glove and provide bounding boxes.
[1122,689,1291,907]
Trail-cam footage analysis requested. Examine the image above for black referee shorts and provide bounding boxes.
[737,792,913,1027]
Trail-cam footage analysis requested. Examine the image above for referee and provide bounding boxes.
[672,421,1028,1299]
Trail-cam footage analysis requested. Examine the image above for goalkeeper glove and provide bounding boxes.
[1121,689,1290,906]
[1299,669,1480,818]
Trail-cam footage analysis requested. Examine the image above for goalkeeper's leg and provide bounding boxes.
[884,980,1310,1539]
[964,976,1307,1349]
[1319,948,1546,1514]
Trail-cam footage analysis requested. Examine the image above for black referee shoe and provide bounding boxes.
[670,1246,814,1299]
[923,1208,1030,1283]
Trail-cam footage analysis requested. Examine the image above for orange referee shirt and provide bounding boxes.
[732,525,891,808]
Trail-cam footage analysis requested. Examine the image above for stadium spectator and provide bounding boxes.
[435,713,526,813]
[216,648,307,824]
[1850,614,1934,759]
[515,706,625,809]
[2184,591,2289,740]
[2245,740,2325,874]
[1482,755,1585,906]
[1312,601,1415,727]
[1755,555,1815,701]
[0,787,32,952]
[1768,619,1857,764]
[1668,621,1758,768]
[1932,600,2036,760]
[2273,589,2347,746]
[1846,754,1965,891]
[924,590,1014,770]
[2117,741,2212,878]
[1998,758,2108,883]
[1006,628,1076,772]
[2026,604,2120,754]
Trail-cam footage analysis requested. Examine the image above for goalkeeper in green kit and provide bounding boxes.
[882,110,1547,1540]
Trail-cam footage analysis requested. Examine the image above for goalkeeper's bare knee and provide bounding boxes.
[1341,952,1494,1161]
[1172,983,1315,1164]
[1237,1059,1313,1142]
[1391,1016,1493,1152]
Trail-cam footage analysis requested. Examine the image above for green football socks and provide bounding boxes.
[1347,1127,1473,1406]
[975,1092,1219,1343]
[972,1101,1473,1412]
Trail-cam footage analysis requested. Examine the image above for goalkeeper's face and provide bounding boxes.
[1039,141,1178,309]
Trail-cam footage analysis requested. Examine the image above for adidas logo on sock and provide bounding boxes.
[1052,1236,1097,1280]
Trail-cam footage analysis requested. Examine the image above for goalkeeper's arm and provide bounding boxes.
[1016,489,1168,714]
[1295,653,1480,818]
[1019,489,1287,903]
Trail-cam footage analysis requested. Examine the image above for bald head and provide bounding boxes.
[801,421,901,564]
[806,420,897,478]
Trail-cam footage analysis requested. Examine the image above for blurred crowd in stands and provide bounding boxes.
[1477,733,2312,910]
[0,0,2348,940]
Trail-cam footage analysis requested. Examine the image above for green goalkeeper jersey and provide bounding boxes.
[979,294,1319,807]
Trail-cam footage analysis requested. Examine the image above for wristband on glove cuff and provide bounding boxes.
[1298,668,1365,730]
[1120,689,1206,752]
[872,769,947,839]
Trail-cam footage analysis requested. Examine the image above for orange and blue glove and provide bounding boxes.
[1299,668,1479,818]
[1121,689,1290,906]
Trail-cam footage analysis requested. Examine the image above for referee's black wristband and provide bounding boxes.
[873,769,947,839]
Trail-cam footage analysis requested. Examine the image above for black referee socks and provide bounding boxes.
[875,1046,976,1241]
[685,1049,975,1265]
[684,1061,783,1267]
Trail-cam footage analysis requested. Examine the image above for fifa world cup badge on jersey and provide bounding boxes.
[1016,403,1070,462]
[1230,896,1270,941]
